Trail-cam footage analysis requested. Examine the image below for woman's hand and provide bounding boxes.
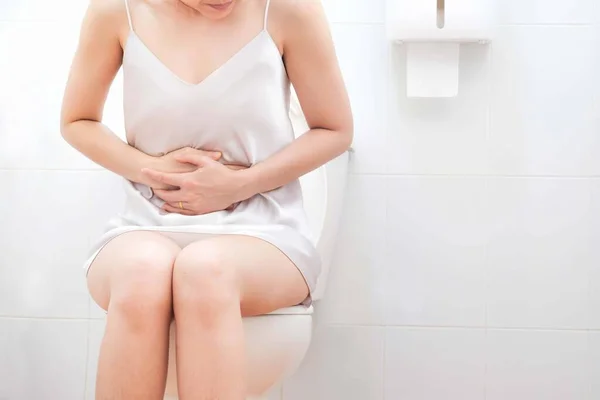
[145,147,222,190]
[141,152,250,215]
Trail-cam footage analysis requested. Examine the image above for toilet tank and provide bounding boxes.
[289,88,349,301]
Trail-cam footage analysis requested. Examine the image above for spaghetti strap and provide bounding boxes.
[263,0,271,31]
[124,0,133,32]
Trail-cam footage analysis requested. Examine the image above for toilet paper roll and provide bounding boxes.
[406,42,460,98]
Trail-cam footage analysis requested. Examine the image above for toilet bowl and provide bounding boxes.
[163,92,349,399]
[164,306,313,399]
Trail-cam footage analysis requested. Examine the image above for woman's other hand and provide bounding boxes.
[141,152,250,215]
[145,147,222,190]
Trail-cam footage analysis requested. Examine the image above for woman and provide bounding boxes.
[60,0,352,398]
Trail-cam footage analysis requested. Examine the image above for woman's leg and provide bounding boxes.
[172,235,309,400]
[87,231,181,400]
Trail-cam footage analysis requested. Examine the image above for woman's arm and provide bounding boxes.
[61,0,147,183]
[60,0,201,188]
[142,0,352,215]
[235,0,353,200]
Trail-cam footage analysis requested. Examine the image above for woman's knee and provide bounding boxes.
[92,232,180,321]
[172,241,241,317]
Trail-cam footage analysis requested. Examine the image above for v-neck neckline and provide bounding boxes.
[125,29,272,88]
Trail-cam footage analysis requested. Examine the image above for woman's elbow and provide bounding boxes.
[60,106,78,139]
[60,118,79,143]
[337,122,354,152]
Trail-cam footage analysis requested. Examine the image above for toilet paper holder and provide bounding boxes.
[386,0,495,97]
[386,0,495,44]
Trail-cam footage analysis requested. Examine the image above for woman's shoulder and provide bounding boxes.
[270,0,326,24]
[269,0,328,36]
[83,0,130,33]
[268,0,329,51]
[82,0,130,43]
[86,0,127,19]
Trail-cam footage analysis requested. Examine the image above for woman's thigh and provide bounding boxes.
[87,231,181,311]
[174,235,309,316]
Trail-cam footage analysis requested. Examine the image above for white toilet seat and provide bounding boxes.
[267,305,314,315]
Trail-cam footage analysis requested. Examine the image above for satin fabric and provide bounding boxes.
[83,0,320,303]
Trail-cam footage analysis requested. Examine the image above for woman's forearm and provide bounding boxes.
[61,120,156,185]
[236,128,352,201]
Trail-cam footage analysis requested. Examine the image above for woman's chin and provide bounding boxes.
[200,1,235,19]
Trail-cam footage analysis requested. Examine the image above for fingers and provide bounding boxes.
[207,151,222,160]
[162,203,196,216]
[153,189,184,203]
[162,201,240,214]
[173,153,216,167]
[141,168,186,187]
[224,164,248,171]
[179,148,221,160]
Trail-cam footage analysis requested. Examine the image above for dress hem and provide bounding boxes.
[83,226,318,306]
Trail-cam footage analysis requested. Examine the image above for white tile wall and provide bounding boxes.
[489,26,597,176]
[499,0,597,24]
[0,21,90,170]
[590,181,600,330]
[85,320,105,400]
[0,318,88,400]
[486,330,590,400]
[590,332,600,399]
[0,19,124,171]
[0,170,94,319]
[0,0,88,21]
[385,328,486,400]
[283,326,384,400]
[486,178,592,329]
[385,177,488,327]
[2,0,599,399]
[322,0,384,24]
[317,175,387,325]
[331,24,388,174]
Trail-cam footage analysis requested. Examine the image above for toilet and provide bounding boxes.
[163,92,350,399]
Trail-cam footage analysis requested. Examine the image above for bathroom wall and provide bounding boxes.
[1,0,599,399]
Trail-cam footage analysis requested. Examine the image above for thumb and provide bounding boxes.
[174,152,215,167]
[206,150,222,161]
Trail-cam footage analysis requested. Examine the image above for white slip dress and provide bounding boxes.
[83,0,320,304]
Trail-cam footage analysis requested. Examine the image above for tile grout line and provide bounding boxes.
[381,325,387,400]
[483,176,490,400]
[483,208,489,400]
[0,168,105,172]
[587,186,595,400]
[83,319,92,400]
[84,294,94,399]
[0,315,92,321]
[351,173,600,179]
[499,22,594,27]
[484,324,488,400]
[483,38,492,395]
[587,331,592,400]
[324,323,598,332]
[380,173,390,400]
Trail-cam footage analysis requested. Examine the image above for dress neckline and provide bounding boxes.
[124,29,282,88]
